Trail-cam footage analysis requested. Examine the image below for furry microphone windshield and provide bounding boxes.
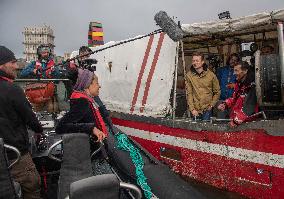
[154,11,185,42]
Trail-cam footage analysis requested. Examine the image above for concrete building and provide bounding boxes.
[63,52,71,61]
[23,25,55,62]
[54,55,64,65]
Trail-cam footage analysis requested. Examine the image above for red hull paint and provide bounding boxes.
[112,118,284,199]
[140,33,165,113]
[130,34,154,113]
[112,118,284,155]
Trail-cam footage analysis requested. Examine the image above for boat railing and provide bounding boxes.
[47,140,63,162]
[209,111,267,124]
[14,78,70,82]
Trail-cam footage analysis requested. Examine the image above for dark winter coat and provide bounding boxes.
[0,70,43,159]
[55,97,98,135]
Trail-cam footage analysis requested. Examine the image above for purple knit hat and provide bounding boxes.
[73,69,94,91]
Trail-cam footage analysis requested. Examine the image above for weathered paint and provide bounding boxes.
[70,32,177,117]
[130,34,154,113]
[113,117,284,199]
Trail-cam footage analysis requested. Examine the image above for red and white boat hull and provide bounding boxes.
[113,117,284,199]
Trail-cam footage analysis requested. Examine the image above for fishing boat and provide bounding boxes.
[2,9,284,199]
[67,9,284,199]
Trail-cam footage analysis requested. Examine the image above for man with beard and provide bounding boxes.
[20,44,60,112]
[20,44,59,78]
[217,61,258,127]
[216,53,239,119]
[0,46,43,199]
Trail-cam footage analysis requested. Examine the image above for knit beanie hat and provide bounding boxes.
[73,69,94,91]
[0,46,16,65]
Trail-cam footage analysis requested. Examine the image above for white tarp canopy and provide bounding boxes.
[71,33,177,117]
[182,9,284,36]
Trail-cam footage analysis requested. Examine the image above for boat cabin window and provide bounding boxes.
[173,25,284,122]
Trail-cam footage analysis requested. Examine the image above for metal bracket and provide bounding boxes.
[47,140,63,162]
[4,144,21,169]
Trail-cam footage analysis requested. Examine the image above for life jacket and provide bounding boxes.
[25,59,56,104]
[35,59,55,78]
[70,91,108,136]
[226,82,259,125]
[25,82,55,104]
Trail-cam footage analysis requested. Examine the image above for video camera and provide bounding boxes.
[207,54,222,69]
[79,58,98,72]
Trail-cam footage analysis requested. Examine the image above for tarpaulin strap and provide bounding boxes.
[41,166,48,192]
[115,132,153,199]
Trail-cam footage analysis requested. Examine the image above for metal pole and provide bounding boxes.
[181,41,191,118]
[277,22,284,104]
[14,78,70,82]
[172,42,180,120]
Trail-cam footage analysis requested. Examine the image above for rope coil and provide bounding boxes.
[115,132,153,199]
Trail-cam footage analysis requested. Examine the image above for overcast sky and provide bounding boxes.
[1,0,284,58]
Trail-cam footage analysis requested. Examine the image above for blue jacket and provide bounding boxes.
[216,65,236,100]
[20,59,60,78]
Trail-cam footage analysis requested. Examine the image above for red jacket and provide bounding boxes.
[224,81,258,126]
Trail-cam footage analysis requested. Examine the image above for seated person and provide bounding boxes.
[56,69,105,142]
[217,61,258,127]
[216,53,239,119]
[20,44,60,112]
[64,46,95,98]
[66,46,111,127]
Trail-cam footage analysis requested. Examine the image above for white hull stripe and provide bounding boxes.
[116,125,284,169]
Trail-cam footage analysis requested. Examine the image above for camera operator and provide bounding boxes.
[67,46,97,71]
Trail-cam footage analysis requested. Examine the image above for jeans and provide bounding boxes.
[195,110,212,121]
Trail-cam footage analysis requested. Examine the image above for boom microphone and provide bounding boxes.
[154,11,185,42]
[50,11,185,70]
